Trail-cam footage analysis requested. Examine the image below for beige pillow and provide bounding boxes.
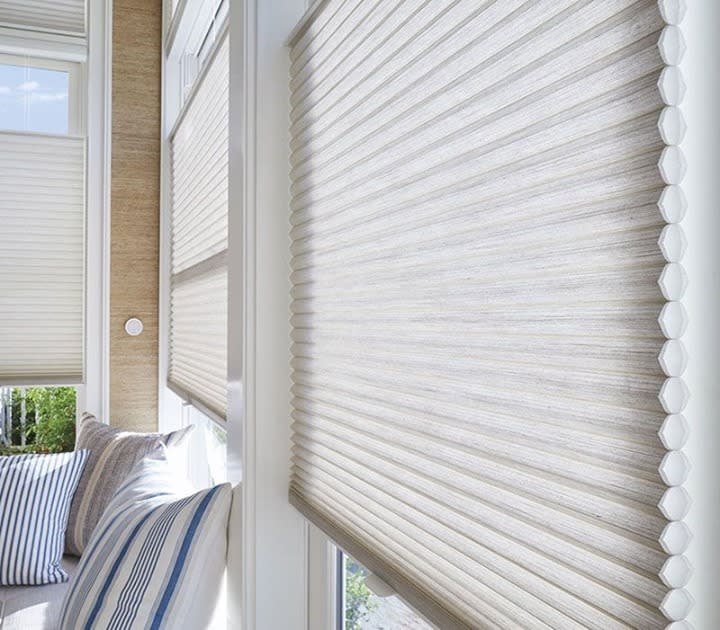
[64,413,192,556]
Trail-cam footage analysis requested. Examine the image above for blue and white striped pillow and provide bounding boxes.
[59,456,232,630]
[0,450,89,585]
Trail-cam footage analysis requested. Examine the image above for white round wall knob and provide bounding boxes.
[124,317,144,336]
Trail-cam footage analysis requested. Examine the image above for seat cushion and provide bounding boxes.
[0,556,78,630]
[65,414,192,556]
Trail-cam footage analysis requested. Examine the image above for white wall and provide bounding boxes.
[682,2,720,627]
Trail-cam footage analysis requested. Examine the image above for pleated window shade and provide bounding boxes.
[168,35,228,419]
[0,1,86,37]
[0,132,85,385]
[288,1,692,628]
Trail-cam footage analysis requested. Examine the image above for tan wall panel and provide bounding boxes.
[109,0,161,431]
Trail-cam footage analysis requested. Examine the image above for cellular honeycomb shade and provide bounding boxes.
[0,1,86,37]
[0,133,85,385]
[168,35,228,419]
[288,1,691,628]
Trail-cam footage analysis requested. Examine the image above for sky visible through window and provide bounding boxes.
[0,63,69,134]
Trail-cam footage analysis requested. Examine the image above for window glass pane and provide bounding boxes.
[342,554,435,630]
[0,63,69,134]
[25,66,69,134]
[0,386,77,454]
[181,407,227,489]
[204,417,227,484]
[0,64,25,131]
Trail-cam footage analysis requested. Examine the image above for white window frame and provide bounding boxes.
[0,25,86,63]
[83,0,111,423]
[226,0,313,627]
[0,51,84,135]
[308,527,339,630]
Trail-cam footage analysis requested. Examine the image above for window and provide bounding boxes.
[180,404,228,490]
[0,0,102,427]
[0,54,82,134]
[177,0,228,102]
[161,0,230,516]
[196,0,227,70]
[167,33,228,421]
[288,1,688,627]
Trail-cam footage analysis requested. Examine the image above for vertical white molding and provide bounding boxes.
[678,0,720,628]
[226,0,249,625]
[158,0,169,431]
[307,525,338,630]
[84,0,111,421]
[228,0,309,628]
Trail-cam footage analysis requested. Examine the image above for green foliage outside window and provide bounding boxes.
[345,557,377,630]
[0,387,76,455]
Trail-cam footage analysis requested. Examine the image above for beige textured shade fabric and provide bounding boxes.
[288,1,689,628]
[0,132,85,385]
[168,35,228,419]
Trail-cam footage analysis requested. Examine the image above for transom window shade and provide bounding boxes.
[0,1,86,37]
[288,1,690,628]
[169,35,228,419]
[0,132,85,384]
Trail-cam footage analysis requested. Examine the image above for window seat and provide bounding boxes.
[0,556,78,630]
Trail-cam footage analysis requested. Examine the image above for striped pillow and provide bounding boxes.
[59,456,232,630]
[0,450,89,585]
[65,413,193,556]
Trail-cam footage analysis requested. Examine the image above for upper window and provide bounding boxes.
[177,0,228,103]
[0,54,81,134]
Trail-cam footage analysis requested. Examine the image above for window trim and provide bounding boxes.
[83,0,112,423]
[0,25,86,62]
[226,1,309,629]
[308,526,339,630]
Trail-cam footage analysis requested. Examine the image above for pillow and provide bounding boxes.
[65,413,193,556]
[58,457,232,630]
[0,450,89,585]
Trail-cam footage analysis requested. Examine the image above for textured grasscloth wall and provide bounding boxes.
[109,0,161,431]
